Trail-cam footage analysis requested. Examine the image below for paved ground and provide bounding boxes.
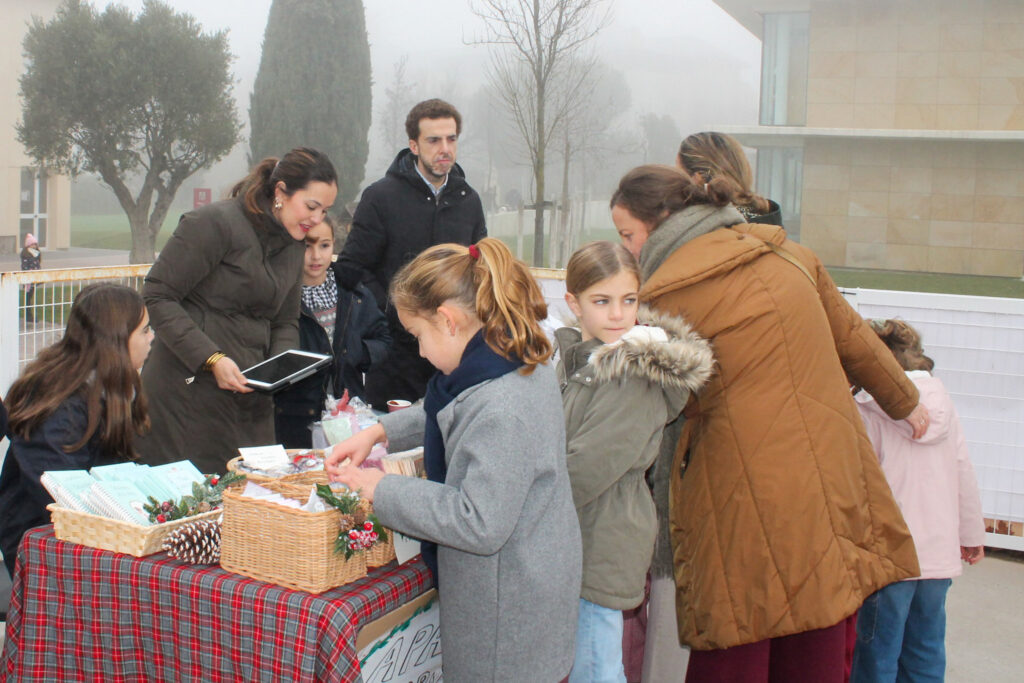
[0,246,131,271]
[946,549,1024,681]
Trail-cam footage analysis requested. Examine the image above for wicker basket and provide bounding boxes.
[220,476,367,592]
[225,449,325,484]
[277,471,396,568]
[47,504,221,557]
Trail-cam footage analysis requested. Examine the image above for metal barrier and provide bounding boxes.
[2,264,1024,552]
[0,265,151,397]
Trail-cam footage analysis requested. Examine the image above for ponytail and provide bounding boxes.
[678,131,770,215]
[868,318,934,372]
[610,164,736,228]
[391,238,552,373]
[231,147,337,218]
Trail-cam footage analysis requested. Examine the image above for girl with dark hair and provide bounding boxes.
[610,164,928,682]
[325,238,582,682]
[272,215,391,447]
[851,319,985,683]
[0,283,153,577]
[137,148,337,473]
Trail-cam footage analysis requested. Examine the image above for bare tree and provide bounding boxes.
[550,61,631,266]
[378,55,414,155]
[472,0,610,266]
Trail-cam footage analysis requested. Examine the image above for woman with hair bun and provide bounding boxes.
[610,164,928,682]
[677,131,782,225]
[137,147,337,473]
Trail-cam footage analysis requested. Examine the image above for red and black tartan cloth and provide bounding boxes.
[1,526,432,682]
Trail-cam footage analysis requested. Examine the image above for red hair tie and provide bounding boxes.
[468,244,481,260]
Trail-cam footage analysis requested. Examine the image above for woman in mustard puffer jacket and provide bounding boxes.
[610,164,928,682]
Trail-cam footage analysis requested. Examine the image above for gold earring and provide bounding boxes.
[273,198,283,210]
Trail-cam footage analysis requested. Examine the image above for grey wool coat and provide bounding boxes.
[137,197,303,474]
[555,307,713,610]
[374,362,582,683]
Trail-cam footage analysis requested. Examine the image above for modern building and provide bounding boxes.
[713,0,1024,277]
[0,0,70,255]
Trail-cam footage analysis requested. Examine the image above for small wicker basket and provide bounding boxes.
[225,449,325,484]
[220,476,368,592]
[276,471,396,568]
[47,504,222,557]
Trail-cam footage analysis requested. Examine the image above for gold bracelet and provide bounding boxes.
[204,351,226,371]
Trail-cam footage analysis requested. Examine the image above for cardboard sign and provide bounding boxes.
[357,590,442,683]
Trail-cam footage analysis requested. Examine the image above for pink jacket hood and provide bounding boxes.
[856,371,986,579]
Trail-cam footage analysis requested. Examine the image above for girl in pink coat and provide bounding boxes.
[851,318,985,683]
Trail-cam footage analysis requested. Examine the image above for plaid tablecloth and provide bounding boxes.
[1,526,432,682]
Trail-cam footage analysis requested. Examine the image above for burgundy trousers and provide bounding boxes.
[684,618,847,683]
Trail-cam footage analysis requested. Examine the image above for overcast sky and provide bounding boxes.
[92,0,762,189]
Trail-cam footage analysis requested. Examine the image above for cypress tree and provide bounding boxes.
[249,0,371,205]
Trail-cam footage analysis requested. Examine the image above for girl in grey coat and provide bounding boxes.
[137,148,338,474]
[558,242,713,683]
[328,238,582,682]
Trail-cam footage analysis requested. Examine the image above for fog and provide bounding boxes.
[81,0,761,218]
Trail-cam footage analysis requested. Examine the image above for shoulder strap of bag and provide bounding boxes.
[732,226,817,287]
[764,240,817,287]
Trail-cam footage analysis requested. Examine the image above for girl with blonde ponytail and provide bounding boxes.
[327,237,581,681]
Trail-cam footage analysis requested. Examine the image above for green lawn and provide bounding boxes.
[71,213,181,251]
[827,267,1024,299]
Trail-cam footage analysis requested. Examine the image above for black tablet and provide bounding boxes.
[242,350,332,392]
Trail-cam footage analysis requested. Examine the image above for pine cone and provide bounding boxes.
[163,519,222,565]
[352,509,367,527]
[338,514,354,534]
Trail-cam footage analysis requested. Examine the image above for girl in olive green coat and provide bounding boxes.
[557,241,713,683]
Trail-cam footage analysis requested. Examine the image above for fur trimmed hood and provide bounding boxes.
[556,305,714,395]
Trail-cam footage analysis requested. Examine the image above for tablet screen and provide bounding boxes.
[243,350,331,391]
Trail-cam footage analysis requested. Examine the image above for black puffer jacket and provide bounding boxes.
[273,263,391,448]
[339,149,487,407]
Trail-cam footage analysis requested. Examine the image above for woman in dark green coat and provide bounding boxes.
[137,148,337,474]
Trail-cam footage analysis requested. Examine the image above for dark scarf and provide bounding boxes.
[420,329,523,581]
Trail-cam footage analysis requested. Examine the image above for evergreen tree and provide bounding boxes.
[18,0,240,263]
[249,0,372,206]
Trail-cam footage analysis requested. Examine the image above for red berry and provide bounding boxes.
[156,514,167,523]
[210,477,219,486]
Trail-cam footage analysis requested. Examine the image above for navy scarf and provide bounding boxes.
[420,329,523,581]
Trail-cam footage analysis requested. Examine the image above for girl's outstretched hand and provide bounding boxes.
[326,422,386,476]
[332,465,386,503]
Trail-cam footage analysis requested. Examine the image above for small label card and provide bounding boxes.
[238,444,290,470]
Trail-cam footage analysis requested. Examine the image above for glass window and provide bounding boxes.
[20,167,34,214]
[755,146,804,242]
[20,167,49,246]
[760,12,809,126]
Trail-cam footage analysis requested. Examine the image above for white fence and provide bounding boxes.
[0,266,150,397]
[1,265,1023,551]
[841,288,1024,552]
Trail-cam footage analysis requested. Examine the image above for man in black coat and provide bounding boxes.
[339,98,486,410]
